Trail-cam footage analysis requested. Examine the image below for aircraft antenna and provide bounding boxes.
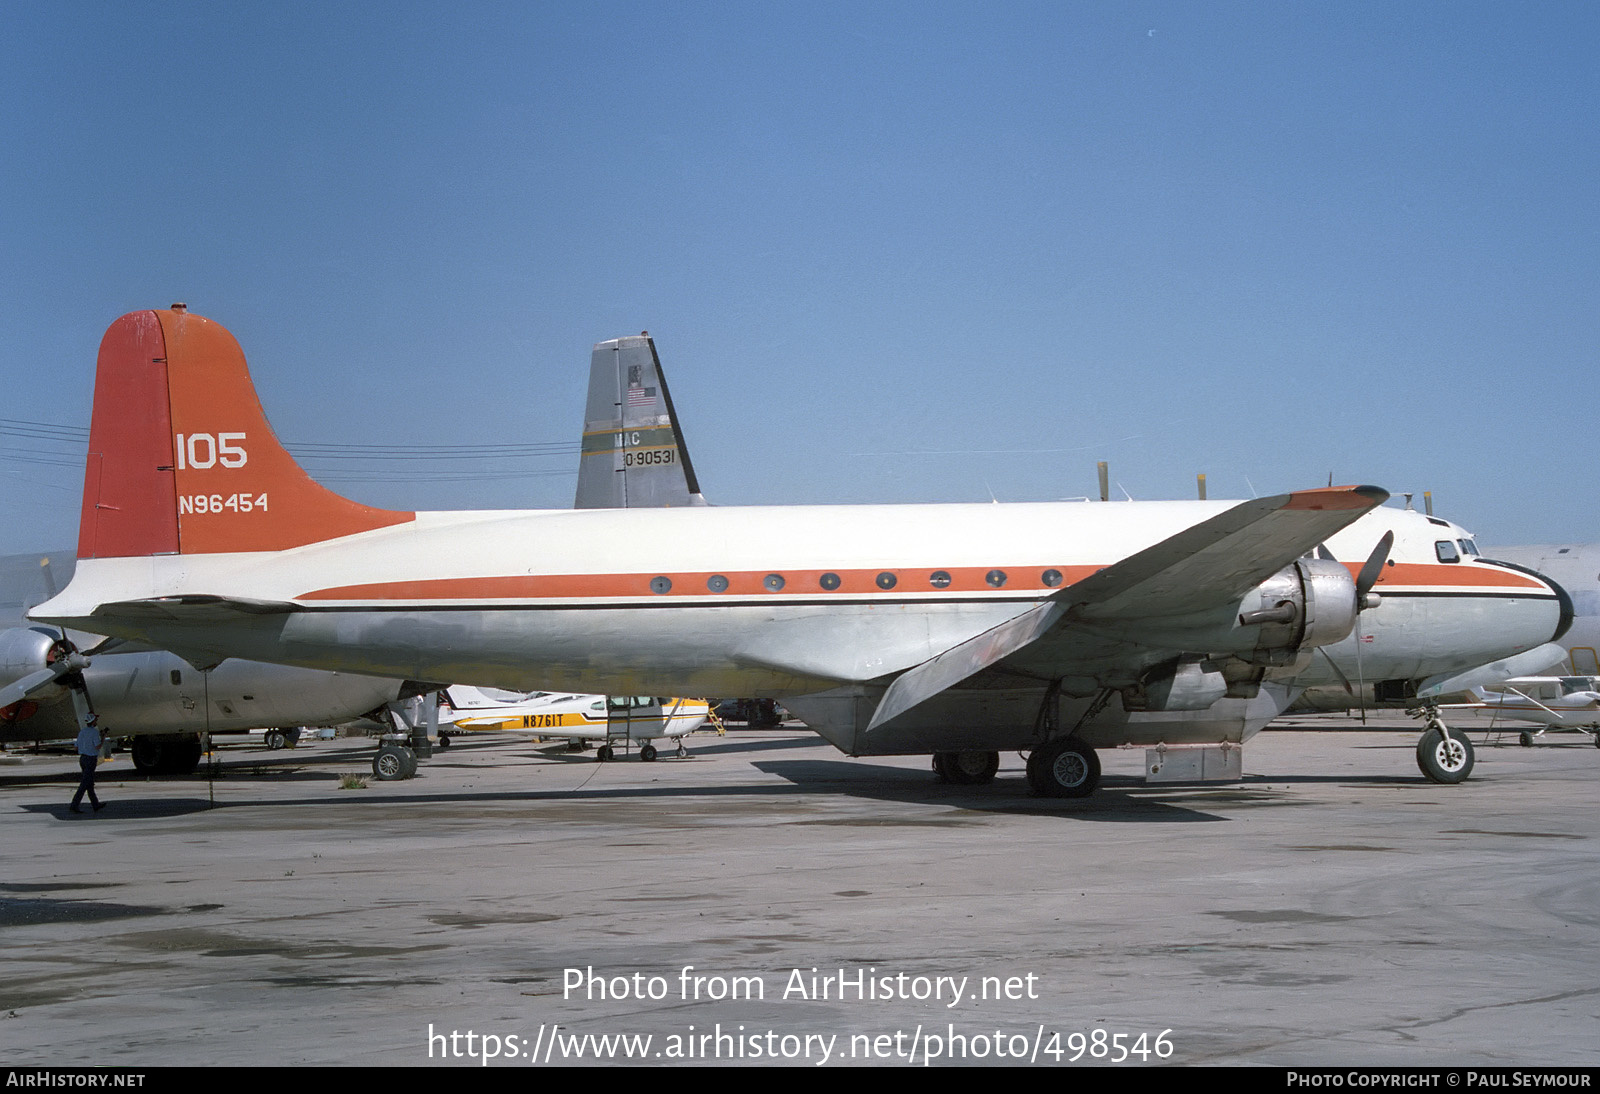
[1196,474,1206,500]
[1097,462,1109,502]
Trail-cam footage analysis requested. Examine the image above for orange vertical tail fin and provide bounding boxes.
[78,308,413,559]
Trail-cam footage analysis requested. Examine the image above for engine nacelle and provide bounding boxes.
[1115,559,1362,713]
[1236,557,1360,665]
[0,627,72,698]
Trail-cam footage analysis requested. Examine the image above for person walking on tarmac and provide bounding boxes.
[69,713,105,814]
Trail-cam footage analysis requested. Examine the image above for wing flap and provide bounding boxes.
[868,600,1065,730]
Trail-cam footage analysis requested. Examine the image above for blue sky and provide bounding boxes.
[2,2,1595,554]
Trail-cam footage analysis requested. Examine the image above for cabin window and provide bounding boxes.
[706,575,729,592]
[1041,569,1063,587]
[929,571,952,589]
[650,576,673,593]
[170,670,182,686]
[819,573,841,590]
[763,573,786,592]
[986,569,1008,588]
[1435,541,1460,563]
[876,572,897,590]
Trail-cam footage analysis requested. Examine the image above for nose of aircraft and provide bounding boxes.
[1480,557,1575,644]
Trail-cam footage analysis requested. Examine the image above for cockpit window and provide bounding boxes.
[1435,540,1460,563]
[1458,539,1480,557]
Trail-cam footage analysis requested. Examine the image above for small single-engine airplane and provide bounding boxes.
[438,686,713,760]
[29,309,1572,796]
[1448,676,1600,747]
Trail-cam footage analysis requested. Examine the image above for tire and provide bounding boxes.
[1026,738,1101,798]
[596,744,614,762]
[437,733,451,750]
[640,743,658,762]
[373,744,409,781]
[130,738,164,774]
[400,747,418,778]
[170,739,202,775]
[1519,731,1534,748]
[265,730,286,750]
[932,750,999,785]
[1416,727,1474,784]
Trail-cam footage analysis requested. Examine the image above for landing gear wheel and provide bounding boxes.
[932,750,1000,785]
[437,732,451,750]
[596,744,614,762]
[131,738,164,774]
[1026,737,1101,798]
[1417,727,1474,784]
[373,744,413,781]
[676,741,688,758]
[640,743,658,762]
[1519,731,1534,748]
[161,738,202,775]
[265,730,287,750]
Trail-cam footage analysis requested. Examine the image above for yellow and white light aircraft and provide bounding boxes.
[438,687,712,760]
[30,309,1572,796]
[1448,676,1600,748]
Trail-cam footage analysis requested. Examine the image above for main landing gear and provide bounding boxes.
[931,750,1000,785]
[1411,704,1475,784]
[1025,736,1101,798]
[372,742,418,781]
[370,691,439,780]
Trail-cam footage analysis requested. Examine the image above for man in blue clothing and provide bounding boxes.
[69,714,105,814]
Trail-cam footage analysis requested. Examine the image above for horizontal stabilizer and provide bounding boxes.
[82,595,299,624]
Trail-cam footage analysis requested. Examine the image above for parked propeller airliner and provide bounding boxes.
[29,309,1572,796]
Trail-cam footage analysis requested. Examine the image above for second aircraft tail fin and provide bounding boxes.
[574,333,707,509]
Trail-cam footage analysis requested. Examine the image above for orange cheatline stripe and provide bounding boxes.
[296,564,1103,602]
[297,560,1547,603]
[1353,562,1548,590]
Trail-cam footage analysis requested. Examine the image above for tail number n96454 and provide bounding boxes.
[180,493,269,515]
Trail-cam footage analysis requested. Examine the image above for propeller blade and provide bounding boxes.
[1355,531,1394,607]
[0,650,87,709]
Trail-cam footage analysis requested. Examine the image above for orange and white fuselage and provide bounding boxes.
[33,310,1570,758]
